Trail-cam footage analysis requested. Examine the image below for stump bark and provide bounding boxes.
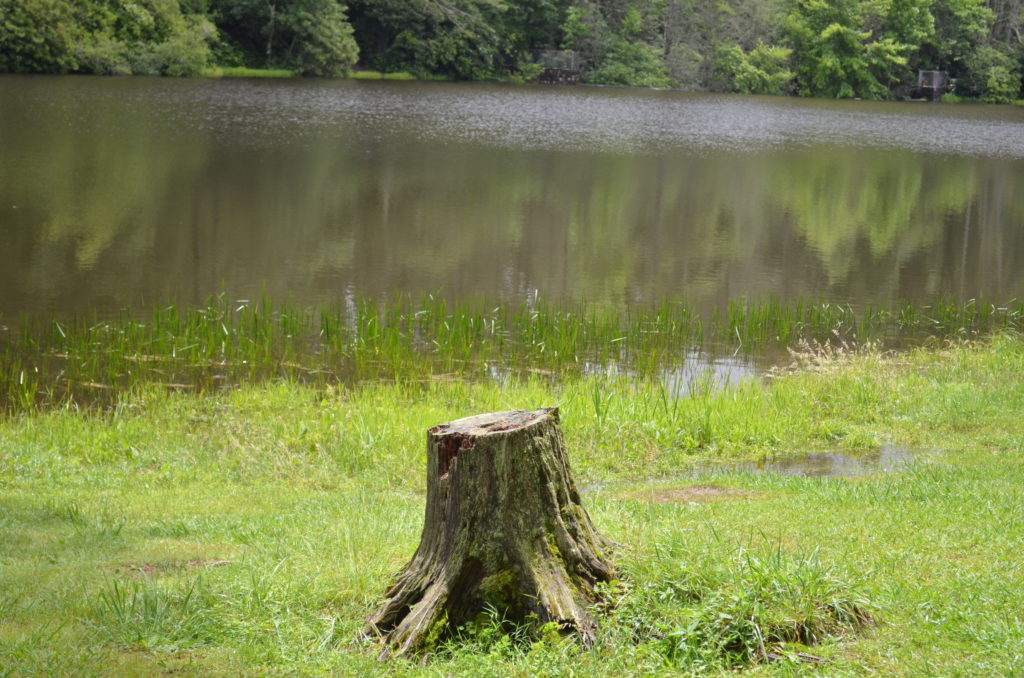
[366,407,616,657]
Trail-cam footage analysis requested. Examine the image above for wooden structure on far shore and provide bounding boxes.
[539,68,580,85]
[917,70,950,101]
[532,50,581,85]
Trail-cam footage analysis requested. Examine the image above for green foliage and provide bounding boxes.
[74,33,132,75]
[871,0,935,91]
[350,0,573,80]
[714,41,794,95]
[0,0,356,78]
[209,0,358,76]
[586,40,671,88]
[136,14,217,76]
[0,0,217,76]
[560,1,609,68]
[620,5,643,37]
[881,0,936,51]
[512,55,545,82]
[0,0,80,73]
[347,0,513,80]
[561,3,600,49]
[930,0,993,69]
[279,1,358,77]
[88,0,218,76]
[959,45,1022,102]
[3,0,1022,99]
[784,0,909,98]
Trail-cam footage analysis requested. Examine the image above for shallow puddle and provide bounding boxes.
[715,445,920,478]
[585,446,924,499]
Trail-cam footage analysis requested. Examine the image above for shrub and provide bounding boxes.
[958,46,1022,103]
[587,40,671,88]
[0,0,80,73]
[713,42,795,95]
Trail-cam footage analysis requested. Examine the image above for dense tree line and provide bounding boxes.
[1,0,1021,100]
[0,0,357,77]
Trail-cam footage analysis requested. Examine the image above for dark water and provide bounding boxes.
[2,75,1023,320]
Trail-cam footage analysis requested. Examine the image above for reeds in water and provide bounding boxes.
[1,294,1021,411]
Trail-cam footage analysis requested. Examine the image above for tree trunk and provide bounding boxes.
[265,0,277,62]
[366,408,616,658]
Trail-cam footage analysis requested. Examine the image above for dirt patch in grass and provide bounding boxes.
[617,484,756,504]
[111,559,232,576]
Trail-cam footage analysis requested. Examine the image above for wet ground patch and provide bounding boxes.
[722,445,922,478]
[587,447,930,501]
[614,484,755,504]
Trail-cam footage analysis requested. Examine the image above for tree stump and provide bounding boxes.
[366,407,616,657]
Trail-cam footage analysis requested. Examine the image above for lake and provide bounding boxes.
[2,75,1023,320]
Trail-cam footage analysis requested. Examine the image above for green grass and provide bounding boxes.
[939,93,1024,106]
[349,70,418,81]
[3,295,1022,412]
[202,67,296,78]
[1,334,1023,675]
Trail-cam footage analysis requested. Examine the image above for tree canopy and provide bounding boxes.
[1,0,1021,100]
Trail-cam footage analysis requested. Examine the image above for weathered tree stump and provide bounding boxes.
[366,407,616,657]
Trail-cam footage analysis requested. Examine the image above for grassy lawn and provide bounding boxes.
[1,336,1022,676]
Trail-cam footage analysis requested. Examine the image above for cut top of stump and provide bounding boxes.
[428,407,557,437]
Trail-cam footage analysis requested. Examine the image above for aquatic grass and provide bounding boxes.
[2,295,1022,412]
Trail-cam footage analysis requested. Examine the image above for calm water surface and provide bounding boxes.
[2,75,1023,319]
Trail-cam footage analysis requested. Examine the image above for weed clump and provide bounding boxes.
[605,546,873,669]
[90,578,222,651]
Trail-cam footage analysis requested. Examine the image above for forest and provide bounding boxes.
[1,0,1022,101]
